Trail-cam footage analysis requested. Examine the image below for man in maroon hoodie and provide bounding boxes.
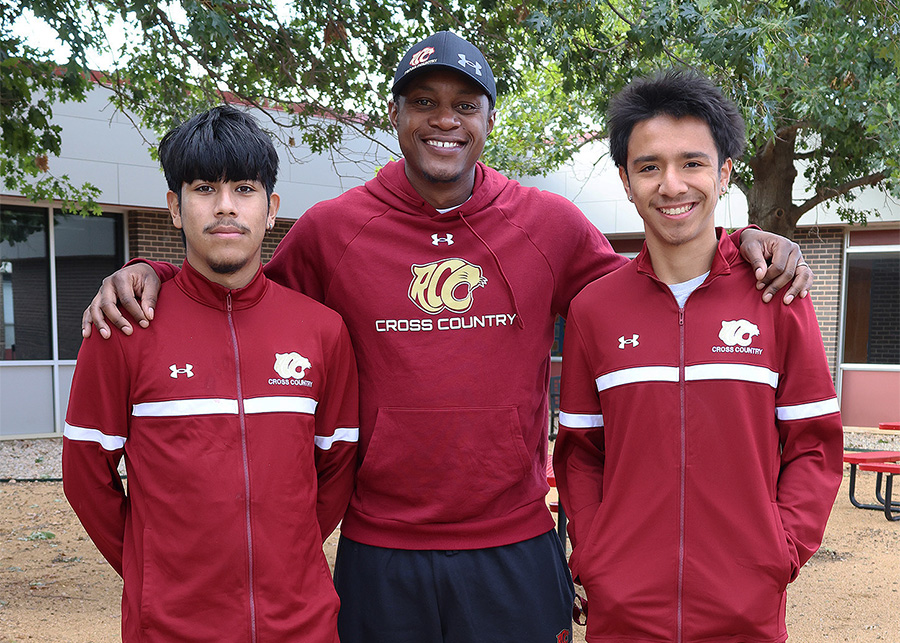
[82,33,812,643]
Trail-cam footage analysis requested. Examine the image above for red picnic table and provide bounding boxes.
[843,451,900,521]
[858,462,900,522]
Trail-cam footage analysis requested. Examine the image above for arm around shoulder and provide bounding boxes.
[81,260,171,339]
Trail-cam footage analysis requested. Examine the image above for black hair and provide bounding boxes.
[608,69,745,169]
[158,105,279,200]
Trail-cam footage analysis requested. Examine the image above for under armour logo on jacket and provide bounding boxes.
[618,334,639,349]
[170,364,194,378]
[457,54,482,76]
[432,234,454,246]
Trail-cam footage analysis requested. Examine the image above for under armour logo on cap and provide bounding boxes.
[457,54,482,76]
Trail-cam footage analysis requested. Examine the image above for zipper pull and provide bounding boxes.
[679,308,684,325]
[226,292,232,312]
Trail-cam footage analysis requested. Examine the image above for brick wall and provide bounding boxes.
[127,210,292,264]
[794,226,844,380]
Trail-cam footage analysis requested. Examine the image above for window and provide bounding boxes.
[1,207,123,361]
[54,211,124,359]
[842,252,900,365]
[0,205,51,360]
[0,204,124,437]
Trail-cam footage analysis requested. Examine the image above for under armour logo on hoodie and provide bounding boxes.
[618,334,639,349]
[170,364,194,378]
[432,234,454,246]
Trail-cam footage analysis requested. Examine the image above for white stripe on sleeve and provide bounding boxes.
[776,397,840,421]
[314,427,359,451]
[64,423,127,451]
[559,411,604,429]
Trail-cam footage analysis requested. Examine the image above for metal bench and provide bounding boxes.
[843,451,900,513]
[858,462,900,521]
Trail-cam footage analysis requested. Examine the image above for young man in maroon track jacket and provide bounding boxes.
[81,35,814,643]
[63,106,359,642]
[554,70,843,643]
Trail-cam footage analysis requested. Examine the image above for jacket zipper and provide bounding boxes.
[644,263,722,643]
[677,306,686,643]
[227,292,258,643]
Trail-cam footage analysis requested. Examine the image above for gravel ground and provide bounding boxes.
[1,427,898,642]
[0,439,126,481]
[2,428,897,481]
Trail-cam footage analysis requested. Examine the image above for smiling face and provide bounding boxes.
[620,114,732,280]
[389,68,496,209]
[168,179,280,289]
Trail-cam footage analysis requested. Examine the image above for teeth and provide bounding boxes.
[660,205,692,215]
[426,140,460,148]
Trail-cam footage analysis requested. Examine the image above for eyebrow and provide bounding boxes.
[631,151,713,165]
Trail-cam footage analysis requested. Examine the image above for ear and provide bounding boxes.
[388,98,400,131]
[267,192,281,229]
[719,158,734,195]
[618,166,632,201]
[167,190,183,229]
[485,107,496,136]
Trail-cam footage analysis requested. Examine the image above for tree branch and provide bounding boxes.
[795,171,888,217]
[602,1,638,28]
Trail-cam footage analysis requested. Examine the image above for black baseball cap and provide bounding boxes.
[391,31,497,107]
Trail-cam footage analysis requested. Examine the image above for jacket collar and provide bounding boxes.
[174,259,268,311]
[635,227,741,283]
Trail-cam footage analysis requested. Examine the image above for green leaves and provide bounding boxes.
[1,3,100,215]
[523,0,900,233]
[4,0,898,233]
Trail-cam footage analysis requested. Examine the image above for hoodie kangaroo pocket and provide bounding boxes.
[355,406,532,523]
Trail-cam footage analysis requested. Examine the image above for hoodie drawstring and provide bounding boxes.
[458,211,525,329]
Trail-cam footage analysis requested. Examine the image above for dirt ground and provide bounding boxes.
[1,467,897,642]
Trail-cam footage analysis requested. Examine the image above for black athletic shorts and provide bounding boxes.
[333,530,575,643]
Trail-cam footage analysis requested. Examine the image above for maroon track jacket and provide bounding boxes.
[555,231,843,643]
[64,261,358,642]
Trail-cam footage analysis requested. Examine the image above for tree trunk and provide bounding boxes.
[745,129,802,240]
